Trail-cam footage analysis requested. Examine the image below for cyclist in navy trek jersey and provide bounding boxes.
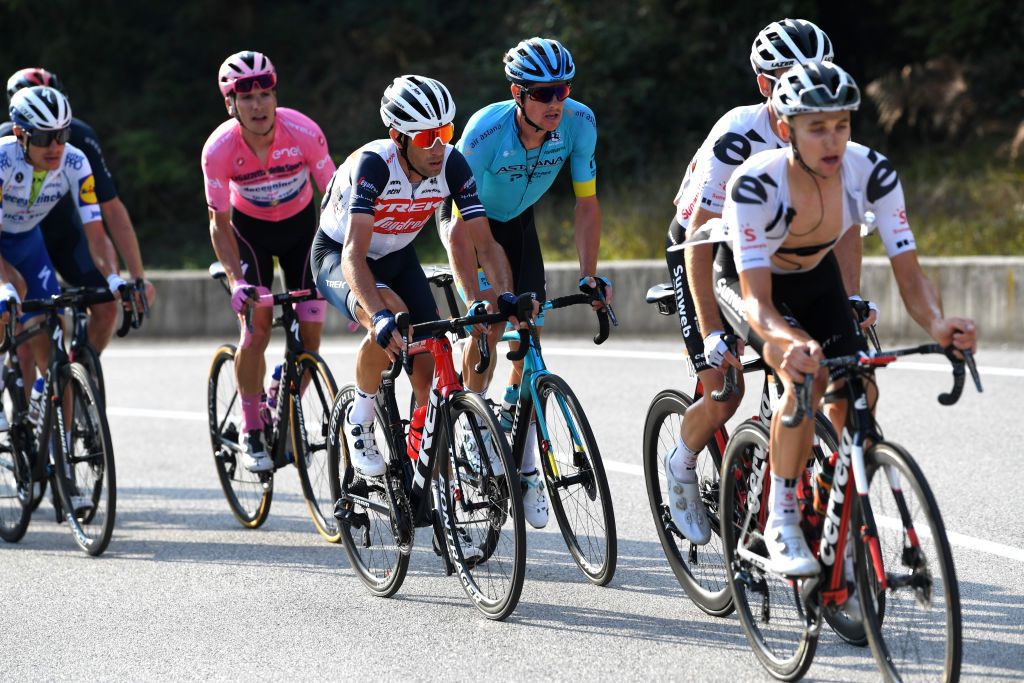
[3,68,154,353]
[438,37,611,529]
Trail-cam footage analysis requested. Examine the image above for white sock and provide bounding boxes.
[349,388,376,425]
[521,422,539,474]
[768,472,799,528]
[669,436,700,483]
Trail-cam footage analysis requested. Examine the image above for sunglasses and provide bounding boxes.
[234,73,277,94]
[405,122,455,149]
[522,83,571,104]
[27,127,71,147]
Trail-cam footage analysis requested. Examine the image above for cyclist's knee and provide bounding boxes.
[90,300,118,326]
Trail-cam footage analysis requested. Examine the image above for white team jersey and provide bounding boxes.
[673,103,785,228]
[0,137,102,234]
[724,142,917,274]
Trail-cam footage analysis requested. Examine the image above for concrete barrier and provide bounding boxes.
[135,257,1023,343]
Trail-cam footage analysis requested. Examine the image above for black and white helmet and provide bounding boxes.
[380,75,455,134]
[504,37,575,85]
[9,85,71,132]
[772,61,860,118]
[750,19,833,75]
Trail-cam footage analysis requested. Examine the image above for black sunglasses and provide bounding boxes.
[27,127,71,147]
[522,83,571,104]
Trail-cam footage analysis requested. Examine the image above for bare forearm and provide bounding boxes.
[102,198,145,278]
[895,263,943,334]
[447,221,485,301]
[833,226,862,296]
[574,199,601,276]
[476,241,513,296]
[685,244,725,332]
[342,247,387,315]
[209,214,244,283]
[83,222,118,276]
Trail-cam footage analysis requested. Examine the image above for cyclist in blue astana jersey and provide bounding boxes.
[0,86,120,392]
[660,19,881,547]
[439,37,611,529]
[3,68,154,353]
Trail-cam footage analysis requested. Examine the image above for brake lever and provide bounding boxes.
[115,284,134,338]
[781,373,814,427]
[710,335,741,402]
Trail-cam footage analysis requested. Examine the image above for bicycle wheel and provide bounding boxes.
[208,345,272,528]
[330,385,409,597]
[291,352,340,542]
[534,374,616,585]
[720,420,817,681]
[0,378,32,543]
[643,389,730,615]
[51,362,116,556]
[74,342,105,409]
[443,390,526,620]
[857,441,962,682]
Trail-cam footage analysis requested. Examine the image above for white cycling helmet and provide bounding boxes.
[9,85,71,131]
[772,61,860,118]
[750,19,833,75]
[218,51,277,97]
[379,75,455,133]
[504,37,575,85]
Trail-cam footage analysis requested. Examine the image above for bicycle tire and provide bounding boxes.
[857,441,962,682]
[441,390,526,620]
[643,388,731,615]
[291,352,340,542]
[0,376,32,543]
[330,385,409,598]
[720,420,817,681]
[207,345,272,528]
[534,373,617,585]
[51,362,116,556]
[74,342,105,409]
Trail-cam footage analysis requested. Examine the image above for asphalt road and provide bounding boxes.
[2,334,1021,681]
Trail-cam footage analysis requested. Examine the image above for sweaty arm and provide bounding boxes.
[101,198,145,279]
[685,206,727,333]
[340,212,389,316]
[573,194,602,278]
[832,226,863,296]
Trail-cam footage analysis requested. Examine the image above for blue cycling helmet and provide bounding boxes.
[504,37,575,85]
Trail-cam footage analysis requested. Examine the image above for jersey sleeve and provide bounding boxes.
[568,103,597,198]
[293,113,337,193]
[444,149,486,221]
[347,152,389,216]
[862,149,917,257]
[66,150,103,225]
[725,171,781,272]
[73,120,118,202]
[201,135,231,213]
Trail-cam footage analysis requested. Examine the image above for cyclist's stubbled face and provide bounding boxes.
[391,129,446,178]
[513,82,568,132]
[16,128,65,171]
[785,111,851,177]
[229,87,277,136]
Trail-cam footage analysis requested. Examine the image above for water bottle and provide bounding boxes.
[407,405,426,460]
[813,450,838,516]
[499,384,519,432]
[267,364,283,409]
[28,377,44,426]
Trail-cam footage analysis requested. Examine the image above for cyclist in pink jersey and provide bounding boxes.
[201,50,337,472]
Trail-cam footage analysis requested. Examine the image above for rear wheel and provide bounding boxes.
[331,385,409,597]
[720,420,817,681]
[443,391,525,620]
[208,345,272,528]
[535,374,616,585]
[643,389,730,615]
[74,342,105,409]
[51,363,116,556]
[291,352,340,542]
[858,441,961,682]
[0,377,32,543]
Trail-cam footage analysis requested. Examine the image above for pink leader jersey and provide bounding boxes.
[202,107,336,222]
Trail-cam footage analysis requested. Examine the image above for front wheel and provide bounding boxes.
[535,374,617,586]
[443,391,526,620]
[208,345,272,528]
[291,352,340,542]
[643,388,730,615]
[858,441,962,682]
[0,377,32,543]
[51,362,116,556]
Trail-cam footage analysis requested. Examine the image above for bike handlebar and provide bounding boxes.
[0,297,16,354]
[710,334,742,402]
[544,292,614,345]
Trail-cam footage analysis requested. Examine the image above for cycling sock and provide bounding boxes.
[767,472,799,528]
[520,421,539,473]
[349,388,376,425]
[669,435,700,483]
[240,393,264,433]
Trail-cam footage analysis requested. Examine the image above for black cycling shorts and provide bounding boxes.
[311,229,439,335]
[713,245,866,379]
[489,206,547,303]
[231,200,317,290]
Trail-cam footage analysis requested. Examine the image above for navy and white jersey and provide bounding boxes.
[724,142,916,274]
[319,139,485,259]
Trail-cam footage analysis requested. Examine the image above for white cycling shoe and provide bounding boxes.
[521,470,549,529]
[764,521,820,577]
[345,409,386,477]
[463,429,504,477]
[241,430,273,473]
[663,448,712,545]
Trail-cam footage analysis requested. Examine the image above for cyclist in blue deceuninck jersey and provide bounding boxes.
[438,37,612,529]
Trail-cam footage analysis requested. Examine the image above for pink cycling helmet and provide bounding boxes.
[218,51,276,97]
